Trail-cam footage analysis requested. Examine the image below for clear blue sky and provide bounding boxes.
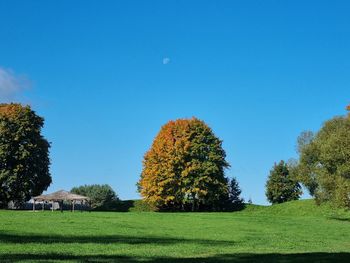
[0,1,349,204]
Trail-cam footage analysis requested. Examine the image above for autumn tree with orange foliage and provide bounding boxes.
[0,103,51,208]
[139,118,230,211]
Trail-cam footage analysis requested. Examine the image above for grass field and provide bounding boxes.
[0,200,349,262]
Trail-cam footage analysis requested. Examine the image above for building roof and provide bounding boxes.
[33,190,89,201]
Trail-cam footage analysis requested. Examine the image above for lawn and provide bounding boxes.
[0,200,349,262]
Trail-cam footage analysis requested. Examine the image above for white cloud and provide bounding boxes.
[0,67,29,102]
[162,57,170,65]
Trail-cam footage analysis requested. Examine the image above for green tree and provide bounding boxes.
[297,113,350,208]
[227,177,244,210]
[294,131,319,196]
[139,118,230,211]
[0,103,51,208]
[266,161,302,204]
[71,184,118,210]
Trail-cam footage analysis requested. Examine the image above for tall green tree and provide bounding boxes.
[71,184,118,210]
[0,103,51,208]
[297,110,350,208]
[266,161,302,204]
[139,118,230,211]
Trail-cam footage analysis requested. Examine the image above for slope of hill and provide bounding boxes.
[242,199,350,219]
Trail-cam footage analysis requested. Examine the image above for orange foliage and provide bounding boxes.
[139,117,229,211]
[0,103,24,118]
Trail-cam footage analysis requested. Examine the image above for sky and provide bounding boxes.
[0,0,349,205]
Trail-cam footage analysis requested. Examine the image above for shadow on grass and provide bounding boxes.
[329,216,350,222]
[0,231,233,246]
[0,252,349,262]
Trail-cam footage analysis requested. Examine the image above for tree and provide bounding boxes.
[139,118,230,211]
[0,103,51,208]
[296,131,315,155]
[227,177,244,210]
[71,184,118,210]
[265,161,302,204]
[297,113,350,208]
[294,132,319,196]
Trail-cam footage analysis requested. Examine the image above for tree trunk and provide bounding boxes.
[191,193,196,212]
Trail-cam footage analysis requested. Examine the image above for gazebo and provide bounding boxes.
[33,190,90,212]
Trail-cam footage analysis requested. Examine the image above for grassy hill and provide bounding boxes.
[243,199,350,218]
[0,199,349,262]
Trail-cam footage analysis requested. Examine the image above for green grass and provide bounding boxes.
[0,199,349,262]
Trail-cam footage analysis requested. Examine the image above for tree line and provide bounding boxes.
[0,103,349,211]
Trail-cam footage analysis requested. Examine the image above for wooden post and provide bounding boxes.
[42,201,44,211]
[33,200,35,212]
[72,200,75,212]
[51,201,54,212]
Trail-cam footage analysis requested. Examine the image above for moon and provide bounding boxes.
[162,57,170,65]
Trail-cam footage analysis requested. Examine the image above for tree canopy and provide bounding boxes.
[0,103,51,208]
[265,161,302,204]
[71,184,118,210]
[139,118,230,211]
[296,111,350,208]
